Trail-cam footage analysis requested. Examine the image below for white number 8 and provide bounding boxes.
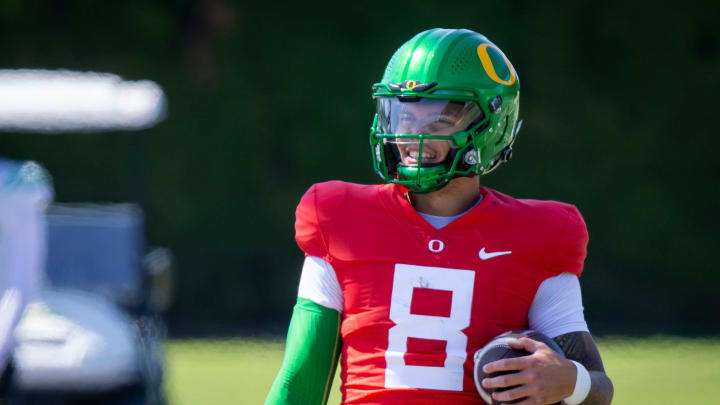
[385,264,475,391]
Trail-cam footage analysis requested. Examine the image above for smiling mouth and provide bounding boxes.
[402,148,440,164]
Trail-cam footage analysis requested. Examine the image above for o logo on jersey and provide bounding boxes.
[428,239,444,253]
[476,43,517,86]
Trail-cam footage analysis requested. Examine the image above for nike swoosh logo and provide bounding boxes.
[479,247,512,260]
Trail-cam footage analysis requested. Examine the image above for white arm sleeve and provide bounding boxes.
[528,273,589,338]
[297,256,343,313]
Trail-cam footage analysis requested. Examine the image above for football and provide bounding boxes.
[473,330,564,405]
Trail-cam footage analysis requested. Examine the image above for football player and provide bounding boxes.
[0,159,52,400]
[265,28,613,405]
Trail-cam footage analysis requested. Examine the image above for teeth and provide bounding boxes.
[408,151,436,159]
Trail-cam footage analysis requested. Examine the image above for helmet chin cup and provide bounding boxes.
[397,164,450,193]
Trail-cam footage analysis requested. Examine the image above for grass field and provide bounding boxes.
[166,336,720,404]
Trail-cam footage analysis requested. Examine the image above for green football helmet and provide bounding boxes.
[370,28,521,193]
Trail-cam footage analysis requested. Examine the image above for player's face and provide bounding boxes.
[394,101,456,165]
[377,98,483,166]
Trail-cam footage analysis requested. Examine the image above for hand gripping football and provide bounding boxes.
[473,330,564,405]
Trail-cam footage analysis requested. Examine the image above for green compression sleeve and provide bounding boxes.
[265,297,342,405]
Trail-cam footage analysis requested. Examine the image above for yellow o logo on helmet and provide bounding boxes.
[405,80,417,89]
[476,44,516,86]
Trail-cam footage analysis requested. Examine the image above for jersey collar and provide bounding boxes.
[378,183,497,232]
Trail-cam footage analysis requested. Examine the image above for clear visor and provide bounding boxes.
[377,97,484,135]
[377,98,484,166]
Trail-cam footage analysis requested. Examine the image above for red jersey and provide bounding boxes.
[295,181,588,405]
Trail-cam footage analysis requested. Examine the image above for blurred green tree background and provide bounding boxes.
[0,0,717,334]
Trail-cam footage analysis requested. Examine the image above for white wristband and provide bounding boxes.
[563,360,591,405]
